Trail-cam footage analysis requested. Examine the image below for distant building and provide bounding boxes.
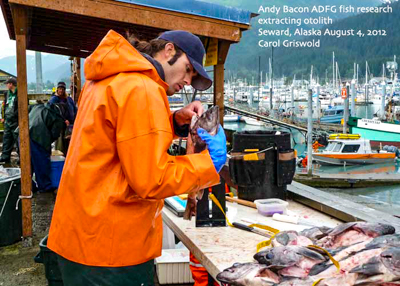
[0,69,16,93]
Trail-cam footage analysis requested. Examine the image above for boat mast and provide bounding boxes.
[270,47,274,110]
[332,51,335,92]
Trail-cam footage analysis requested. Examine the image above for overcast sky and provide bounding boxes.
[0,9,34,59]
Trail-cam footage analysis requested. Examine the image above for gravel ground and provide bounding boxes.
[0,191,56,286]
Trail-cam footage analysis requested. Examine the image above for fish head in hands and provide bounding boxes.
[187,105,220,153]
[183,106,220,221]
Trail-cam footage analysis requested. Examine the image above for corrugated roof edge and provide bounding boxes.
[115,0,257,25]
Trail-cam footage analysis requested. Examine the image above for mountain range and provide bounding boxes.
[0,0,392,84]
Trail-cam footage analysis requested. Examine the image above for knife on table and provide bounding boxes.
[232,222,271,238]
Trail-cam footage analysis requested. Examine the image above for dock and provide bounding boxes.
[294,172,400,188]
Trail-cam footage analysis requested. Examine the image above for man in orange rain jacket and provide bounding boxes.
[48,29,226,285]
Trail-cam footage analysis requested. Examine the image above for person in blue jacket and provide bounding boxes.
[49,82,77,155]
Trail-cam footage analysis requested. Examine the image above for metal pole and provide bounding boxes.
[351,80,356,117]
[343,84,350,134]
[307,88,313,175]
[316,85,320,122]
[270,47,274,111]
[258,56,261,104]
[35,51,43,93]
[365,84,369,118]
[332,52,335,90]
[381,82,386,120]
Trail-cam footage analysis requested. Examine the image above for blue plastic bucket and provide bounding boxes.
[50,156,65,189]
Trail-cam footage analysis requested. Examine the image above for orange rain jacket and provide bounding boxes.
[48,30,220,267]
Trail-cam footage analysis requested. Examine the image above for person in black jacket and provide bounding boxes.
[27,102,68,192]
[0,77,19,163]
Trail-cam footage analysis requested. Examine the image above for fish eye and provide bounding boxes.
[266,253,274,259]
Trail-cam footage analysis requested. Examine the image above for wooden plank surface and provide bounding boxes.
[11,4,32,241]
[162,200,340,281]
[287,181,400,231]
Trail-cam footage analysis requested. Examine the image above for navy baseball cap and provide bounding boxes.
[158,30,212,91]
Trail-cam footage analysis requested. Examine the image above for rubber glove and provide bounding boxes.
[197,125,227,173]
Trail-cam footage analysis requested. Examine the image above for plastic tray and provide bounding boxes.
[254,198,288,216]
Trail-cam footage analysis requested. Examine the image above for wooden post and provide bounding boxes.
[214,64,224,126]
[75,57,81,103]
[11,4,32,246]
[213,40,231,126]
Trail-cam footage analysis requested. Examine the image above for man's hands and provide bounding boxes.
[0,119,4,123]
[173,101,204,126]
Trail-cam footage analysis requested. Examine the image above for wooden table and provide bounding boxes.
[162,199,341,281]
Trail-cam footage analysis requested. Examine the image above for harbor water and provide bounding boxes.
[225,101,400,215]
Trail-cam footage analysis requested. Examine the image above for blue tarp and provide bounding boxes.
[115,0,255,25]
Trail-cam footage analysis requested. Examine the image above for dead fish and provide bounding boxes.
[187,105,220,153]
[317,273,359,286]
[272,231,313,247]
[299,226,332,242]
[364,235,400,251]
[216,262,280,286]
[320,234,400,271]
[351,248,400,285]
[254,246,327,278]
[317,222,395,249]
[183,106,219,220]
[310,246,390,278]
[275,277,316,286]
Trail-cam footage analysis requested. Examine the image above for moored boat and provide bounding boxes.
[313,135,396,166]
[348,117,400,148]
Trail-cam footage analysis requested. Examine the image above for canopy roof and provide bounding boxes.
[1,0,255,58]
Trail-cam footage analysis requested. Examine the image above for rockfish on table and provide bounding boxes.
[271,231,313,247]
[216,262,280,286]
[316,222,395,249]
[351,247,400,285]
[254,246,328,278]
[183,106,219,220]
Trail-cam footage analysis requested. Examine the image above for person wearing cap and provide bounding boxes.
[48,29,226,285]
[49,81,78,155]
[0,77,19,163]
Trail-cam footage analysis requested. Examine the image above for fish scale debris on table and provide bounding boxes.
[216,222,400,286]
[183,106,219,220]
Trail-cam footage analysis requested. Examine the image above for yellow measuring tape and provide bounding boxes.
[312,278,324,286]
[256,233,278,252]
[209,193,280,252]
[308,245,340,273]
[249,223,279,234]
[209,193,233,227]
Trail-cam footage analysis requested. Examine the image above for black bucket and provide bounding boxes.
[34,235,63,286]
[228,131,294,201]
[0,168,22,246]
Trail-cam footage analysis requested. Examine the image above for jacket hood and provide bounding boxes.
[84,30,168,90]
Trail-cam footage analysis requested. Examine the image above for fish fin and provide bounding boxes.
[309,262,332,276]
[349,259,382,276]
[275,233,290,246]
[301,247,327,261]
[328,222,357,236]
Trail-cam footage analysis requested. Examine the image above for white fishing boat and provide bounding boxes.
[242,116,265,126]
[313,134,396,166]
